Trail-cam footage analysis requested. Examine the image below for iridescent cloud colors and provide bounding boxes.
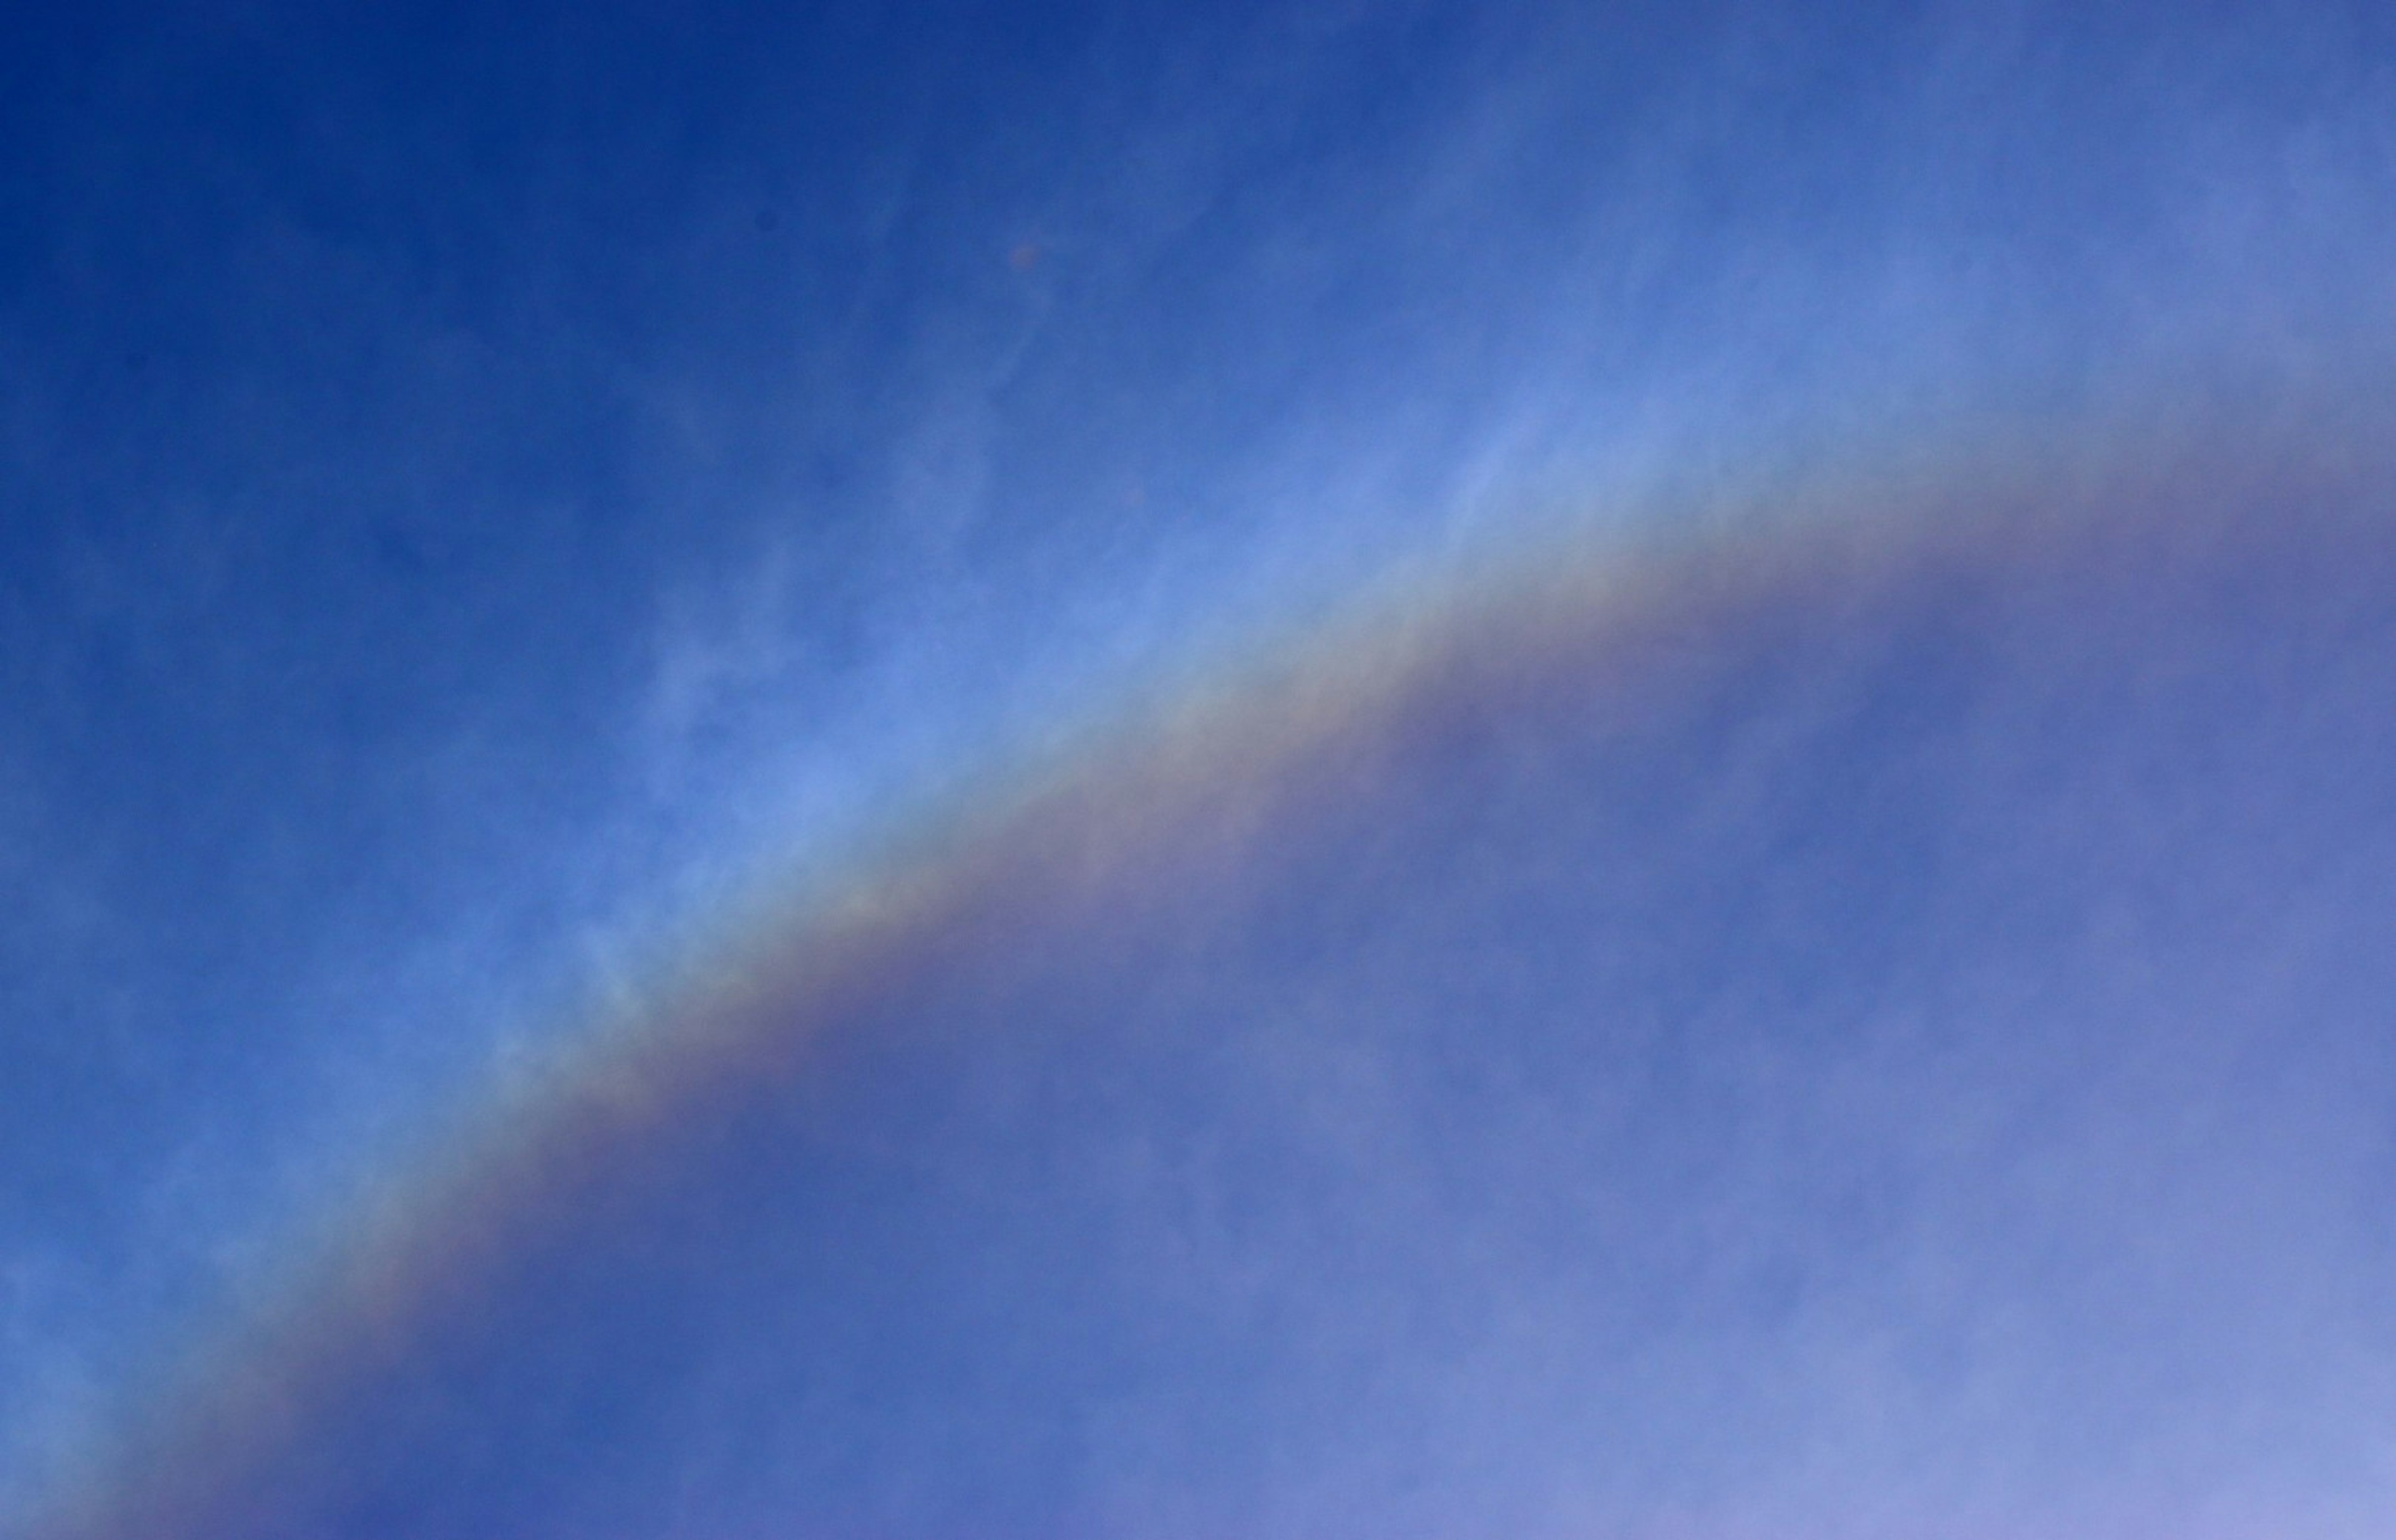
[43,420,2396,1539]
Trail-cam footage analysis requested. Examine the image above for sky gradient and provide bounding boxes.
[4,2,2395,1536]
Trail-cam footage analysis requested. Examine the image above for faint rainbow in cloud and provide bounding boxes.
[31,392,2394,1540]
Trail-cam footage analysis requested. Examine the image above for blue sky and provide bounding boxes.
[4,2,2395,1536]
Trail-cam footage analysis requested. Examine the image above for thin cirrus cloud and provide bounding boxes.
[2,2,2394,1537]
[42,429,2396,1540]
